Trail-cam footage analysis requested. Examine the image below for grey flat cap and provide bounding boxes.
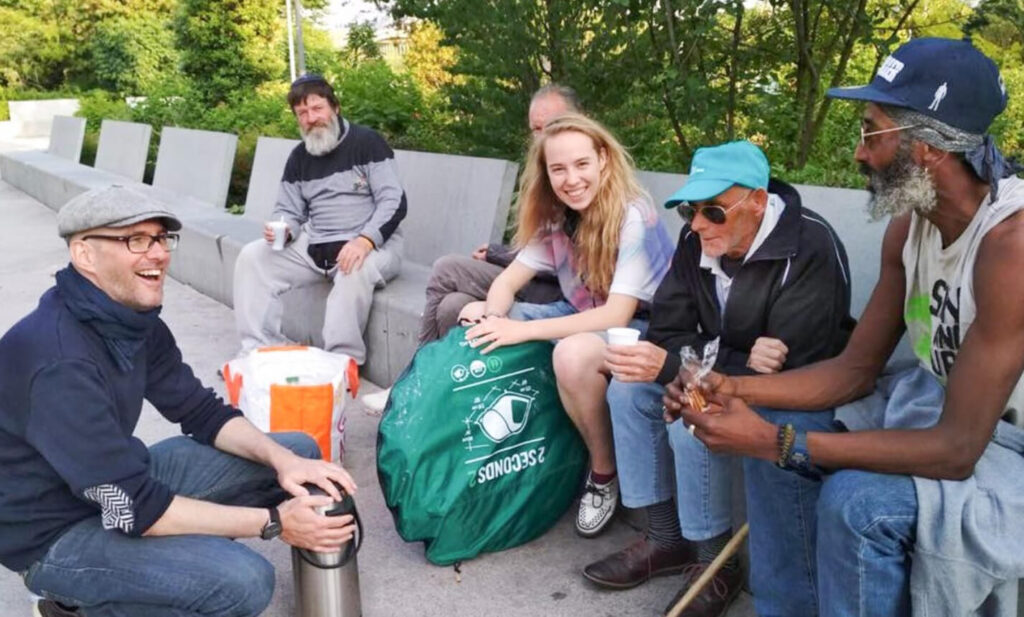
[57,184,182,239]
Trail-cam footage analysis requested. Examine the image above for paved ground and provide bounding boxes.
[0,156,756,616]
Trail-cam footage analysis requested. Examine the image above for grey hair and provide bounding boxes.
[531,83,581,113]
[882,105,984,153]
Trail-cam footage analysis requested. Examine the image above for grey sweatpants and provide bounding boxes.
[233,229,403,364]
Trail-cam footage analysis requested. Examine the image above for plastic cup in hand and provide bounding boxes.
[268,220,288,251]
[606,327,641,346]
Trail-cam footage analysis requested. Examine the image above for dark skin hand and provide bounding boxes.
[664,209,1024,481]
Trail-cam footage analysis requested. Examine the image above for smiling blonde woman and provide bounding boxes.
[460,113,675,538]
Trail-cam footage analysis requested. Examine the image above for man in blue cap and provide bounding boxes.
[584,140,854,617]
[668,38,1024,616]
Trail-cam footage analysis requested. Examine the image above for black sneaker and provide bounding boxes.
[34,600,82,617]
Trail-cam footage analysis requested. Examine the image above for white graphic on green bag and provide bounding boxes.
[477,390,533,442]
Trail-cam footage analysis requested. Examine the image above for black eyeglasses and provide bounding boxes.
[677,189,754,225]
[82,232,180,253]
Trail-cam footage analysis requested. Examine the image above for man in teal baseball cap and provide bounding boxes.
[586,139,854,617]
[664,140,772,260]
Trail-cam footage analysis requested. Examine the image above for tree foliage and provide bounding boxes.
[345,21,383,64]
[174,0,285,105]
[89,15,180,94]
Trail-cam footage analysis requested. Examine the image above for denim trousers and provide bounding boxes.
[607,380,732,541]
[509,300,649,338]
[22,431,320,617]
[815,470,917,617]
[609,380,845,616]
[743,408,838,617]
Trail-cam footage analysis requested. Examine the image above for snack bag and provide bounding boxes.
[678,338,720,412]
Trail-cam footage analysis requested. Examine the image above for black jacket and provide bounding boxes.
[650,179,856,384]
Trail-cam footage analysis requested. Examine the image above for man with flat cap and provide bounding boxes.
[668,38,1024,616]
[583,140,854,617]
[233,74,406,365]
[0,185,358,617]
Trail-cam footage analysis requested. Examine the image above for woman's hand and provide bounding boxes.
[604,341,667,383]
[465,316,534,354]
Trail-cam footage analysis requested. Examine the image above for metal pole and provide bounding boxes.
[285,0,296,81]
[294,0,307,75]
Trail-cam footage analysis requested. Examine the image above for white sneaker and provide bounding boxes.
[361,387,392,413]
[576,475,619,538]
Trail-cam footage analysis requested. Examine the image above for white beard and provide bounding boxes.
[301,114,342,156]
[864,144,938,220]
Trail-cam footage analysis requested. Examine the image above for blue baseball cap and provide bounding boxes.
[664,140,770,207]
[827,38,1006,135]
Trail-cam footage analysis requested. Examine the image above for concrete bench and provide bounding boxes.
[7,99,80,138]
[46,116,86,163]
[152,127,238,209]
[94,120,152,182]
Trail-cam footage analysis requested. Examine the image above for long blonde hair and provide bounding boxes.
[514,113,650,298]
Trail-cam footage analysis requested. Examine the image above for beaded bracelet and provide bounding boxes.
[776,423,796,468]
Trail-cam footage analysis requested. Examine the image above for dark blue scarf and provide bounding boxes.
[966,135,1024,201]
[55,265,162,372]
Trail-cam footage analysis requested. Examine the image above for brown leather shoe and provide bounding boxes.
[582,538,696,589]
[34,601,82,617]
[662,563,743,617]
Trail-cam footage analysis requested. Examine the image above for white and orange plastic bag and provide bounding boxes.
[222,345,359,462]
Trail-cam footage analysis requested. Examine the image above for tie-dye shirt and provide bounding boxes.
[515,199,675,312]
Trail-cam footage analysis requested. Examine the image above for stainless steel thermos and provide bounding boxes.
[292,484,364,617]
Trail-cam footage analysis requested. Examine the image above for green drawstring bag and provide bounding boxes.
[377,326,587,565]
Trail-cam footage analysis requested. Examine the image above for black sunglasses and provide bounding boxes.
[677,189,754,225]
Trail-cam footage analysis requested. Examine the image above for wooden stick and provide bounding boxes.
[665,523,749,617]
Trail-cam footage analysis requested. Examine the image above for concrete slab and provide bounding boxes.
[94,119,152,182]
[152,126,238,208]
[0,149,125,210]
[393,150,518,265]
[243,136,300,223]
[7,99,80,137]
[0,174,756,617]
[46,116,85,163]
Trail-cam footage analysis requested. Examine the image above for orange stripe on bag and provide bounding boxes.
[223,364,243,407]
[269,383,334,461]
[346,357,360,398]
[258,345,309,353]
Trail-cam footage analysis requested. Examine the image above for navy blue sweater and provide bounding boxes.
[0,287,241,572]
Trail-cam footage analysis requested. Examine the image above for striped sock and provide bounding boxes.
[645,499,686,550]
[697,529,739,572]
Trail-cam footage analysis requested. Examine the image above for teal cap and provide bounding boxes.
[664,140,770,207]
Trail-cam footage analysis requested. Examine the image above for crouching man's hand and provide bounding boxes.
[278,495,356,553]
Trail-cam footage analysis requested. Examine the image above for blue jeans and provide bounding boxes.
[509,300,649,337]
[743,408,837,617]
[815,470,917,617]
[607,380,731,541]
[22,432,320,617]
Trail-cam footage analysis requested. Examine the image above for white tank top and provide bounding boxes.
[903,175,1024,426]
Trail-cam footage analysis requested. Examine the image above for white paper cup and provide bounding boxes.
[268,220,288,251]
[606,327,641,346]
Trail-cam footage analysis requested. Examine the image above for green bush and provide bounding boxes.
[328,60,424,144]
[88,15,180,95]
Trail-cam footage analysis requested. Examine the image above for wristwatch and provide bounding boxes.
[260,506,282,540]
